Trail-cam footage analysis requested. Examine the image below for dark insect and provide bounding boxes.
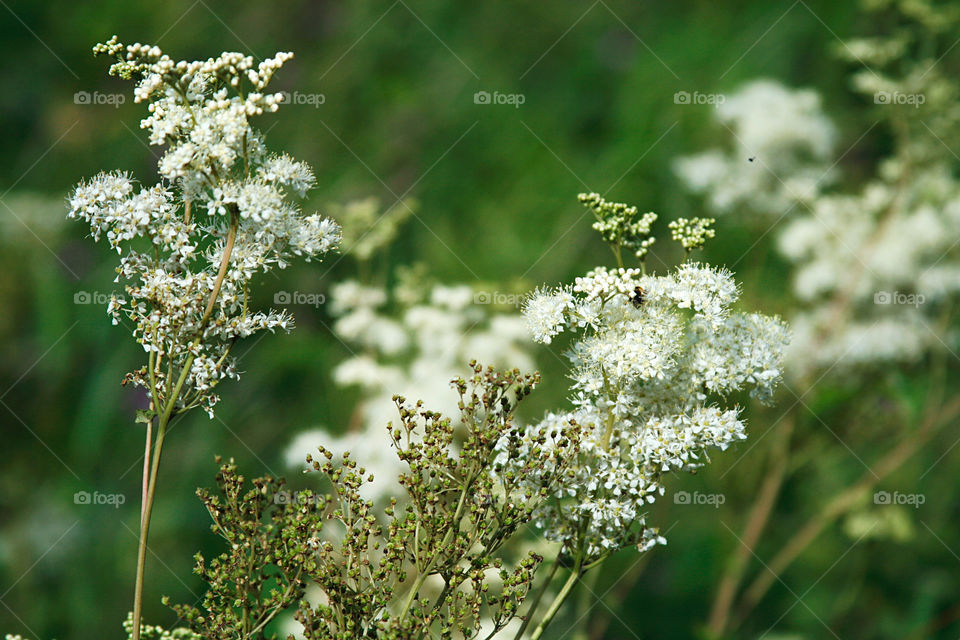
[631,285,645,308]
[748,156,756,162]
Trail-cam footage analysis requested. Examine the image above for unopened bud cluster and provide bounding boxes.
[668,217,716,253]
[165,364,582,639]
[579,192,658,261]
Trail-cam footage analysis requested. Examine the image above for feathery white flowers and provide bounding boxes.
[69,38,340,418]
[518,234,788,558]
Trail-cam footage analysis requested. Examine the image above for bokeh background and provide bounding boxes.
[1,1,958,639]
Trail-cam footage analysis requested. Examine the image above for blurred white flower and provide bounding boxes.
[284,277,536,502]
[675,80,836,217]
[677,71,960,376]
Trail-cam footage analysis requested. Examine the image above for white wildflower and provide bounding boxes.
[70,38,340,419]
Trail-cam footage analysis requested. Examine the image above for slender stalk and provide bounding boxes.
[513,554,561,640]
[587,553,651,640]
[570,565,601,640]
[131,416,169,640]
[397,471,475,624]
[200,207,239,329]
[130,210,239,640]
[529,558,584,640]
[140,419,152,529]
[732,396,960,629]
[706,412,795,637]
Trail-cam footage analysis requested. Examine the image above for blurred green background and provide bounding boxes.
[2,1,958,639]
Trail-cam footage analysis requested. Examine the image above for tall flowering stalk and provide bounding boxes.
[514,194,788,638]
[67,38,339,640]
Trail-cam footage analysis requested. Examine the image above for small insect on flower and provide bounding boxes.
[631,285,646,309]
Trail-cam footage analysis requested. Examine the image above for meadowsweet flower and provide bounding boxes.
[70,38,340,419]
[518,215,788,558]
[522,287,573,343]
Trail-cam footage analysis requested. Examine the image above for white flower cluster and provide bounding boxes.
[285,275,536,501]
[69,38,340,418]
[675,3,960,375]
[519,264,788,557]
[674,80,836,217]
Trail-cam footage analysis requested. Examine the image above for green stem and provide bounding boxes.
[571,566,601,640]
[130,210,238,640]
[398,471,475,624]
[513,554,562,640]
[131,415,169,640]
[529,556,584,640]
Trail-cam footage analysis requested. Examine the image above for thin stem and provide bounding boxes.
[706,412,795,637]
[571,567,601,640]
[529,558,584,640]
[513,554,562,640]
[140,418,152,529]
[732,396,960,628]
[131,208,239,640]
[131,416,169,640]
[398,471,475,623]
[140,349,157,529]
[587,552,651,640]
[200,207,239,329]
